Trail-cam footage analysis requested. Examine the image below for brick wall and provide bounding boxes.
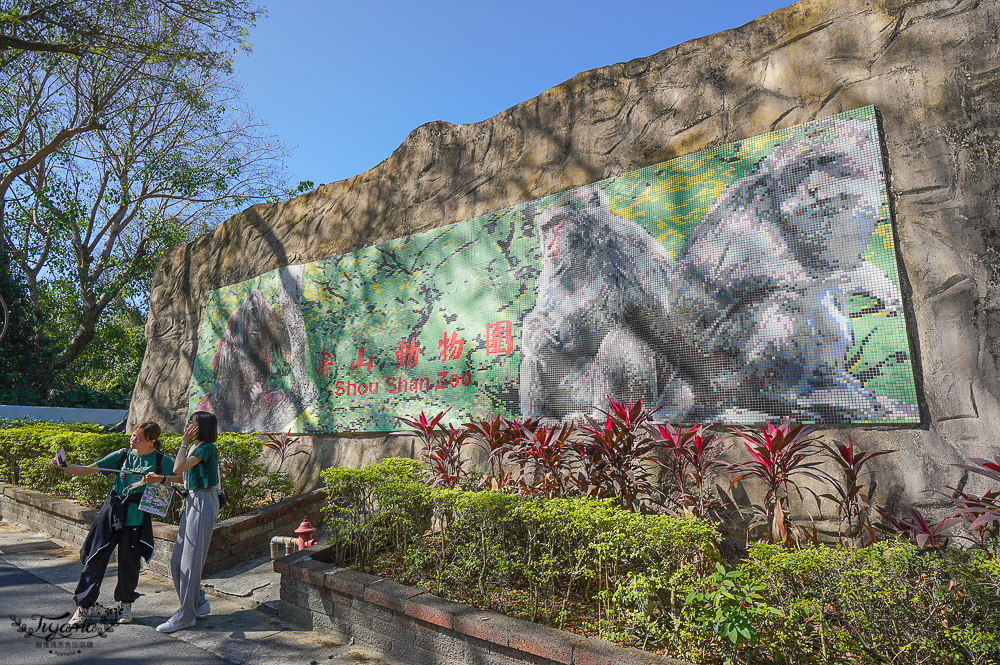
[0,482,326,576]
[275,546,693,665]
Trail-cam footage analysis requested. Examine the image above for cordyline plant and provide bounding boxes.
[941,454,1000,548]
[940,486,1000,549]
[726,422,827,547]
[261,429,312,472]
[505,422,577,499]
[577,397,660,513]
[819,435,895,547]
[648,422,726,518]
[396,411,447,447]
[397,411,473,489]
[877,503,961,550]
[422,424,472,489]
[462,413,539,490]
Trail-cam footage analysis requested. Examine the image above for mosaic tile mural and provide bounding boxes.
[188,106,919,432]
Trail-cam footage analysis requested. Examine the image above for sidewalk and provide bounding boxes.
[0,520,403,665]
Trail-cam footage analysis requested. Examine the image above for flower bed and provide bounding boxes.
[0,422,296,523]
[315,456,1000,664]
[0,423,325,576]
[275,544,693,665]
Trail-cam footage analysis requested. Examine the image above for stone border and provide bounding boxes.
[0,482,325,577]
[275,545,692,665]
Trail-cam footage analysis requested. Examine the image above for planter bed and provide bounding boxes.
[275,544,693,665]
[0,481,325,577]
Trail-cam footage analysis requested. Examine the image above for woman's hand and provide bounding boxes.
[181,422,199,446]
[144,472,161,484]
[50,457,62,469]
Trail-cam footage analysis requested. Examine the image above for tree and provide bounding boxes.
[5,57,289,378]
[0,1,259,64]
[0,1,289,402]
[0,0,262,247]
[36,277,147,404]
[0,258,55,403]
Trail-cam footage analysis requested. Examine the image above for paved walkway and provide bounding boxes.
[0,520,402,665]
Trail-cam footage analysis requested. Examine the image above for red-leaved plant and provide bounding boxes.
[877,503,961,550]
[463,413,538,491]
[261,429,312,472]
[940,486,1000,549]
[726,422,827,547]
[819,435,895,546]
[396,410,447,447]
[648,422,726,518]
[423,424,472,489]
[576,397,660,513]
[505,422,577,499]
[397,411,472,489]
[942,455,1000,548]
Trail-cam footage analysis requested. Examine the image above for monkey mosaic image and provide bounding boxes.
[194,265,317,432]
[521,113,915,424]
[189,107,918,432]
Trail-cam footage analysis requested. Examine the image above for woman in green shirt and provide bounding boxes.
[156,410,220,633]
[51,421,174,627]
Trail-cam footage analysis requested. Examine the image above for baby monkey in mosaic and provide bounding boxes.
[679,117,906,421]
[520,118,909,423]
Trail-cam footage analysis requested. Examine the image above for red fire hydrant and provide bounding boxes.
[294,517,318,550]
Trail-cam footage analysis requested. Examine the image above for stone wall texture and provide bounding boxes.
[132,0,1000,507]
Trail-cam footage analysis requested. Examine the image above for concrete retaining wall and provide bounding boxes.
[0,405,127,426]
[0,482,326,577]
[275,545,691,665]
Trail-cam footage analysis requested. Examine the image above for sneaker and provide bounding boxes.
[117,603,132,624]
[67,606,88,628]
[195,600,210,617]
[156,616,195,633]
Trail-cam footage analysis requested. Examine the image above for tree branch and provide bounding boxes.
[0,116,106,200]
[0,34,82,55]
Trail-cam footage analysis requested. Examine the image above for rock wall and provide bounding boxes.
[133,0,1000,506]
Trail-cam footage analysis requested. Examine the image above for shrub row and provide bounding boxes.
[696,542,1000,665]
[321,457,1000,664]
[322,457,719,642]
[0,423,292,523]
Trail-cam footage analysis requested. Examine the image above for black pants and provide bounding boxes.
[72,524,143,607]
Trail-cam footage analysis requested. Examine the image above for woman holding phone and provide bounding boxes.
[51,421,175,627]
[156,410,220,633]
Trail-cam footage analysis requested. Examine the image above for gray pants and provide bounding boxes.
[170,489,219,622]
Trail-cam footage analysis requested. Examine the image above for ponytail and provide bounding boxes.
[137,421,163,450]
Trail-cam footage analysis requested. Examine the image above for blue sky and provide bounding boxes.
[234,1,794,188]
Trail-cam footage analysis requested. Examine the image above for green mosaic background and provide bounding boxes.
[189,106,918,432]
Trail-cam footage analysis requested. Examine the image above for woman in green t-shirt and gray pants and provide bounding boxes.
[156,410,221,634]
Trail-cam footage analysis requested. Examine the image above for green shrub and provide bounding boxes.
[0,424,121,508]
[321,457,720,643]
[678,541,1000,665]
[684,562,782,651]
[321,457,432,568]
[0,423,294,524]
[0,417,45,430]
[320,459,1000,663]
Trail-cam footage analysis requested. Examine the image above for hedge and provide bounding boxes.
[321,458,1000,664]
[0,423,292,523]
[322,457,720,643]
